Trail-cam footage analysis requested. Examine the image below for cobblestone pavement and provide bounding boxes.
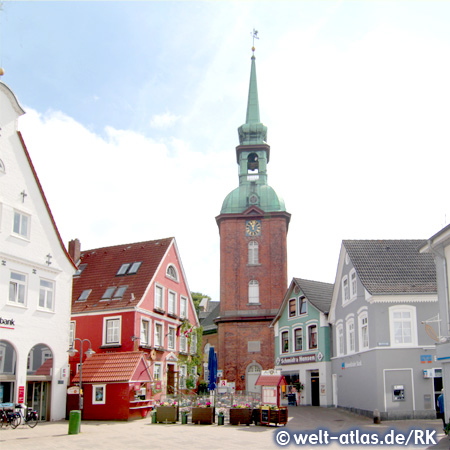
[0,406,448,450]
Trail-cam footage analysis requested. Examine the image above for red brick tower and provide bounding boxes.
[215,47,291,392]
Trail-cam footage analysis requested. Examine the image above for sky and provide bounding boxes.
[2,1,450,302]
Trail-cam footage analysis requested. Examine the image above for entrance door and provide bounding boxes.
[27,381,50,421]
[246,363,262,394]
[311,371,320,406]
[167,364,176,395]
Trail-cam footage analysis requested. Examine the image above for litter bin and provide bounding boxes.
[68,410,81,435]
[151,410,157,424]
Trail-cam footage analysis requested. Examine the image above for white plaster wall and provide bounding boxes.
[0,82,75,420]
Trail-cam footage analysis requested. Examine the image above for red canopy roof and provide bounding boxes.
[255,373,287,387]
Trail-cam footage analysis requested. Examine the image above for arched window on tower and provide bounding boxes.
[247,153,259,173]
[248,280,259,304]
[248,241,259,265]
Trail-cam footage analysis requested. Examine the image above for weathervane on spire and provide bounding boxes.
[251,28,259,54]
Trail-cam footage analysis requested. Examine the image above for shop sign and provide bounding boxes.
[67,386,80,394]
[18,386,25,403]
[279,354,316,365]
[341,361,362,369]
[420,355,433,364]
[0,317,15,329]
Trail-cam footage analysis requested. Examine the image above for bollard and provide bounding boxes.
[373,409,381,424]
[68,410,81,435]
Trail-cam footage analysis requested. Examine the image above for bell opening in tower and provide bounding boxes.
[247,153,259,180]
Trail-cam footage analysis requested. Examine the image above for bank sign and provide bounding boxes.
[0,317,15,330]
[279,354,317,365]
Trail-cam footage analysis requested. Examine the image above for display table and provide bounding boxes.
[260,406,288,426]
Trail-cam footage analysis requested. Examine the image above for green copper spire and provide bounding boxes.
[219,39,287,216]
[238,53,267,145]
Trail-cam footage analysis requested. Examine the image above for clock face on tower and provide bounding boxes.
[245,219,261,236]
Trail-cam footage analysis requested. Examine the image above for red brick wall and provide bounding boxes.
[216,213,288,391]
[217,321,274,391]
[219,215,288,311]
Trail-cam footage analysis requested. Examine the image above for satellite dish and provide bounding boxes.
[425,324,439,342]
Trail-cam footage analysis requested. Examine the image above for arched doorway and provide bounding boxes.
[246,362,262,394]
[0,340,16,403]
[27,344,53,421]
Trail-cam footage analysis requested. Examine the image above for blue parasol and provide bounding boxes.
[208,347,217,391]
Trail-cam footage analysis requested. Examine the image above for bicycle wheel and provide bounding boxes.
[27,413,38,428]
[10,413,21,429]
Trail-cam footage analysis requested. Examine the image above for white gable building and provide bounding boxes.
[0,81,75,420]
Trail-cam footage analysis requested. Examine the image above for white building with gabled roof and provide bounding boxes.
[0,81,76,420]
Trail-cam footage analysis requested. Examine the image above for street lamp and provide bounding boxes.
[68,338,95,412]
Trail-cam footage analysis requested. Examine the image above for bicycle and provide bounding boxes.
[15,404,38,428]
[0,406,20,429]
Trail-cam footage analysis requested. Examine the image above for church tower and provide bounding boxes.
[215,46,291,392]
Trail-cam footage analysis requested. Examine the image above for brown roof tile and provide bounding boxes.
[72,351,150,383]
[72,238,173,313]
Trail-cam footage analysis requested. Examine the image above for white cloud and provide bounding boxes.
[149,112,180,129]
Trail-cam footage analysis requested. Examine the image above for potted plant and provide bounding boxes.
[229,403,253,426]
[191,401,215,424]
[156,400,178,423]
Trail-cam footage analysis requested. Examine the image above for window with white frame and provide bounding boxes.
[358,313,369,350]
[389,305,417,346]
[350,270,357,299]
[180,334,187,353]
[336,324,344,356]
[248,280,259,304]
[190,331,197,354]
[168,291,177,315]
[154,323,163,347]
[289,299,296,317]
[179,365,187,388]
[166,264,179,281]
[13,210,30,238]
[92,384,106,404]
[104,317,121,345]
[180,296,187,319]
[69,321,76,347]
[248,241,259,265]
[38,278,54,310]
[167,327,175,350]
[281,330,289,353]
[141,319,150,346]
[346,318,355,353]
[153,363,162,380]
[299,296,307,315]
[155,285,163,310]
[342,276,350,304]
[294,328,303,351]
[308,324,318,350]
[9,271,27,305]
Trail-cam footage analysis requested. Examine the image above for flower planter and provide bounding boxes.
[191,407,215,424]
[156,406,178,423]
[229,408,252,425]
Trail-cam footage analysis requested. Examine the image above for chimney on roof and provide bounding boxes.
[68,239,81,264]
